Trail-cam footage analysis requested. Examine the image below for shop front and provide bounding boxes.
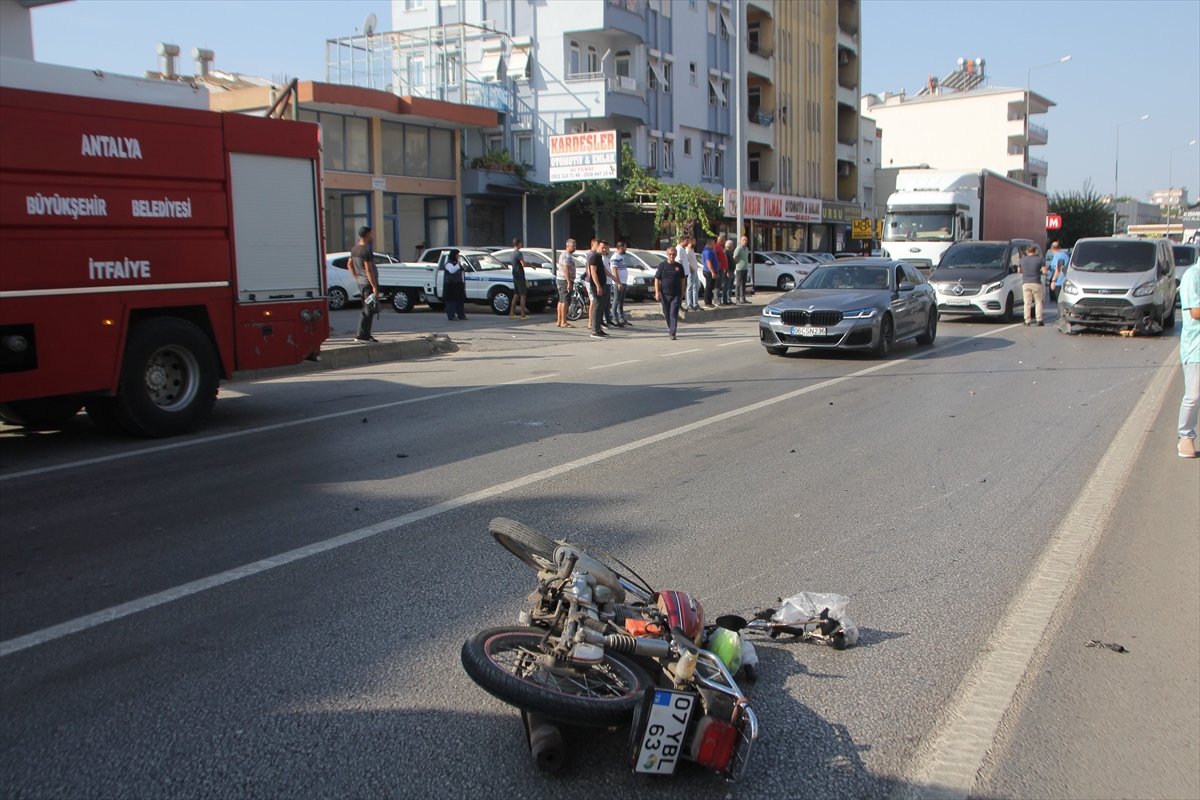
[722,188,822,254]
[814,201,863,254]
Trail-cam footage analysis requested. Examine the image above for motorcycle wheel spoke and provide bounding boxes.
[487,639,635,700]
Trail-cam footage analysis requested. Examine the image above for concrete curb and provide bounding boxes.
[230,333,456,382]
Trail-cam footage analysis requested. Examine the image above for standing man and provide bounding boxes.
[510,238,529,320]
[588,239,610,338]
[1178,256,1200,458]
[680,235,700,311]
[609,241,630,327]
[656,245,687,340]
[347,226,379,343]
[732,234,750,304]
[556,238,577,328]
[1047,241,1069,301]
[701,237,719,308]
[721,236,735,305]
[584,237,599,333]
[1019,244,1047,326]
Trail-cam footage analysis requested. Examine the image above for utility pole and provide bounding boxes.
[734,0,745,279]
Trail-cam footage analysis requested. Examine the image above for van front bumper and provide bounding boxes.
[1059,297,1154,329]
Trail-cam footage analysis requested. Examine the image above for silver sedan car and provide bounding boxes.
[759,259,938,357]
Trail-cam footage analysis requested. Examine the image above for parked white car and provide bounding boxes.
[752,251,811,291]
[325,251,402,310]
[434,251,558,315]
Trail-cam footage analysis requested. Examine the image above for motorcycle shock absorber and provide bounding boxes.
[603,634,672,659]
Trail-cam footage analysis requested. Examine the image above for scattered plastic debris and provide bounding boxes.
[1085,640,1128,653]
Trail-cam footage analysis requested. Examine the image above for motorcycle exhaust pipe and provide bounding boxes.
[603,634,671,658]
[523,712,565,773]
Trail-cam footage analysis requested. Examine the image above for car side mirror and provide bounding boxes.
[899,281,915,292]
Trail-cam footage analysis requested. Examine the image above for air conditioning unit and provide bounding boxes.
[837,162,853,177]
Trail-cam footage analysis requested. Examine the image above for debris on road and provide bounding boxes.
[1085,640,1128,653]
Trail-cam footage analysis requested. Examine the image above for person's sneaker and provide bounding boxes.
[1180,438,1198,458]
[669,333,676,340]
[354,336,379,343]
[591,333,605,339]
[1037,320,1045,326]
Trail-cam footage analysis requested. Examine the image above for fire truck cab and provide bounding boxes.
[0,53,328,437]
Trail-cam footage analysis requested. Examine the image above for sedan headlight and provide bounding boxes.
[632,277,644,285]
[982,281,1004,294]
[1062,280,1080,296]
[842,307,878,319]
[1132,281,1155,297]
[762,306,782,318]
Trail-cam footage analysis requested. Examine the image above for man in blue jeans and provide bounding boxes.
[1178,258,1200,458]
[701,238,719,307]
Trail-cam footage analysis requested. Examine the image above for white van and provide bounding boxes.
[1059,237,1178,332]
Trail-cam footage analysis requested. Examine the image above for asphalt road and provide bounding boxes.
[0,307,1194,799]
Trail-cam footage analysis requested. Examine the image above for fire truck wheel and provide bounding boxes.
[0,395,83,430]
[109,318,220,438]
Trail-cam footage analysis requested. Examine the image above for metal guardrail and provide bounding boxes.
[748,41,774,58]
[565,71,605,83]
[1028,122,1048,140]
[1028,156,1048,172]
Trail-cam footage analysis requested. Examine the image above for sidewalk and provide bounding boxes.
[976,366,1200,799]
[231,332,455,381]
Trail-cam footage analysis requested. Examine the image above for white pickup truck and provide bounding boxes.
[376,250,556,315]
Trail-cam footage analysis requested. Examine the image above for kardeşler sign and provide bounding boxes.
[723,188,822,223]
[548,131,619,183]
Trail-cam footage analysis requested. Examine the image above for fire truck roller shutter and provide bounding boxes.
[228,153,322,301]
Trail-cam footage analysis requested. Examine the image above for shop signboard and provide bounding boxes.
[820,201,862,222]
[851,218,874,239]
[548,131,619,183]
[723,188,822,223]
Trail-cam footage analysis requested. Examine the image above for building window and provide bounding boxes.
[516,133,533,166]
[689,62,697,84]
[713,150,722,181]
[707,3,716,34]
[620,131,632,152]
[587,45,600,74]
[409,56,425,91]
[688,0,697,8]
[720,78,729,107]
[570,41,581,75]
[648,137,658,171]
[314,112,371,173]
[719,12,728,38]
[615,50,631,78]
[405,0,425,9]
[662,61,672,93]
[647,61,657,90]
[426,197,452,248]
[683,136,692,157]
[663,139,675,172]
[487,133,504,152]
[430,128,453,179]
[709,81,717,106]
[701,149,712,179]
[405,124,429,177]
[749,154,760,183]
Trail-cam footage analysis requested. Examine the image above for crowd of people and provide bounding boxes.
[553,233,754,340]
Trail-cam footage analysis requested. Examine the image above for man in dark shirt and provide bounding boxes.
[1019,244,1047,326]
[588,240,609,338]
[655,246,687,339]
[510,238,528,319]
[347,226,379,342]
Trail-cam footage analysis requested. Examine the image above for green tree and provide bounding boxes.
[524,145,724,243]
[1048,180,1113,247]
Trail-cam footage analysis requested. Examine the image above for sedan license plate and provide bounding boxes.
[944,298,971,306]
[790,325,826,337]
[632,690,696,775]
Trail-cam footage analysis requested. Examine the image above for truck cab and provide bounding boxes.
[882,171,981,273]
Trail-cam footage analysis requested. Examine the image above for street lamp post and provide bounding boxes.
[1025,56,1071,187]
[1166,139,1197,239]
[1113,115,1150,234]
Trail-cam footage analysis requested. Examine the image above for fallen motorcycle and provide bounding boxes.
[461,518,859,781]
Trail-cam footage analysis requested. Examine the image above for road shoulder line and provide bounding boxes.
[902,347,1180,799]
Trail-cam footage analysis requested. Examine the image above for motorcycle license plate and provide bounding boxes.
[790,326,826,337]
[944,298,971,305]
[631,689,697,775]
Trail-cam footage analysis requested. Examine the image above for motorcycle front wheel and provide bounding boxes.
[489,517,558,570]
[461,627,652,726]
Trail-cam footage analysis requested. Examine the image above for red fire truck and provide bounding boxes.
[0,76,328,437]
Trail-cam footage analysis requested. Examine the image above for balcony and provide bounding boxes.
[462,166,524,195]
[1028,156,1048,174]
[749,108,775,127]
[748,41,774,59]
[566,0,647,38]
[748,180,775,192]
[1027,122,1048,145]
[609,75,645,95]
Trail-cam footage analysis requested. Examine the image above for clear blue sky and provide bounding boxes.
[31,0,1200,202]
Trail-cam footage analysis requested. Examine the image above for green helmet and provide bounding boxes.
[708,627,742,673]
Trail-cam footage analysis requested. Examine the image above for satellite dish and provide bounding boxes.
[363,12,378,36]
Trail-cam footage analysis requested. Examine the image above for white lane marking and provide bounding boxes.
[0,374,557,483]
[903,347,1180,800]
[717,339,754,347]
[0,325,1020,658]
[588,359,643,370]
[660,348,703,357]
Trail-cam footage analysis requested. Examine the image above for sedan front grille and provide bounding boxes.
[780,310,844,326]
[938,283,982,296]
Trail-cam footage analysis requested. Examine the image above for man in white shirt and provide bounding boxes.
[609,241,630,327]
[556,238,577,328]
[678,235,700,310]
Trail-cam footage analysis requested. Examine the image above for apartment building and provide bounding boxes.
[863,59,1056,190]
[325,0,860,250]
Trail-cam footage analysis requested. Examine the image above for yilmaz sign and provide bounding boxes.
[548,131,619,183]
